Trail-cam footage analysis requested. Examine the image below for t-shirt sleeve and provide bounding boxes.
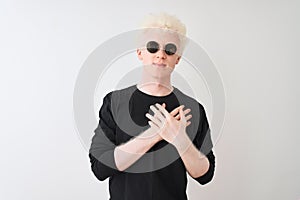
[192,103,216,185]
[88,92,121,181]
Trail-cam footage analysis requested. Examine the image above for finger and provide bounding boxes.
[150,105,165,122]
[170,105,184,117]
[171,106,190,119]
[155,103,172,119]
[148,121,159,129]
[174,108,191,120]
[150,103,167,122]
[145,113,162,127]
[170,106,180,116]
[185,114,192,121]
[183,108,191,115]
[179,107,187,123]
[186,121,191,127]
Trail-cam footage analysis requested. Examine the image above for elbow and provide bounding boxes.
[89,153,110,181]
[194,152,216,185]
[91,166,109,181]
[190,157,210,178]
[194,163,215,185]
[197,171,214,185]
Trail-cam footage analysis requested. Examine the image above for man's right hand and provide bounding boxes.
[146,103,192,143]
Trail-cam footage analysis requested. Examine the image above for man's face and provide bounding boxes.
[137,30,182,78]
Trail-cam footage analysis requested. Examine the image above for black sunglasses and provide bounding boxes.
[146,41,177,56]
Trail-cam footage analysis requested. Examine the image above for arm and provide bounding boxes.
[114,127,161,171]
[174,104,215,184]
[146,103,215,184]
[191,104,215,184]
[172,133,210,178]
[114,103,190,171]
[89,95,184,180]
[89,93,119,181]
[89,123,160,180]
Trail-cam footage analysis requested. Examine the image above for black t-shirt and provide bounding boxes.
[89,84,215,200]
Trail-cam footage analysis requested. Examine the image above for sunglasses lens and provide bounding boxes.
[165,43,177,55]
[146,41,159,53]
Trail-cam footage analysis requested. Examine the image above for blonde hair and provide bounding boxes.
[139,12,186,37]
[137,12,187,55]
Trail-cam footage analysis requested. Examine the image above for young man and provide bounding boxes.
[89,13,215,200]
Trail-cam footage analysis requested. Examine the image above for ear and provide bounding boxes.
[137,49,143,60]
[175,56,181,64]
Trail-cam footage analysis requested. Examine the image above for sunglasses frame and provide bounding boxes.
[146,41,177,56]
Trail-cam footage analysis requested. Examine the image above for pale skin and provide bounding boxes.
[114,30,210,178]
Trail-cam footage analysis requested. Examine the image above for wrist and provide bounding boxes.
[139,127,161,144]
[172,132,191,154]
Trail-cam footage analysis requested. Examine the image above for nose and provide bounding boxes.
[155,49,167,59]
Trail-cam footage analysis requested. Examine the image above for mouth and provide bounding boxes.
[152,63,167,68]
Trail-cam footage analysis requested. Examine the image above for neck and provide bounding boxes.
[137,68,174,96]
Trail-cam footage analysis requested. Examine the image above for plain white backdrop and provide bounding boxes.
[1,0,299,199]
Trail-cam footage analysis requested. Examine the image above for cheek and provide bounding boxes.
[170,57,178,64]
[174,56,180,64]
[141,53,154,64]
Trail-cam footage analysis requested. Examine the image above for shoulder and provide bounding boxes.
[173,87,208,131]
[173,87,206,111]
[101,85,137,111]
[103,84,136,99]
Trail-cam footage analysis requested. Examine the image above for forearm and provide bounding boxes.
[114,128,161,171]
[173,133,210,178]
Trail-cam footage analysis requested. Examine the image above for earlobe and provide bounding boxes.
[137,49,143,60]
[176,56,181,64]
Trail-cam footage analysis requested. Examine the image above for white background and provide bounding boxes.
[1,0,299,199]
